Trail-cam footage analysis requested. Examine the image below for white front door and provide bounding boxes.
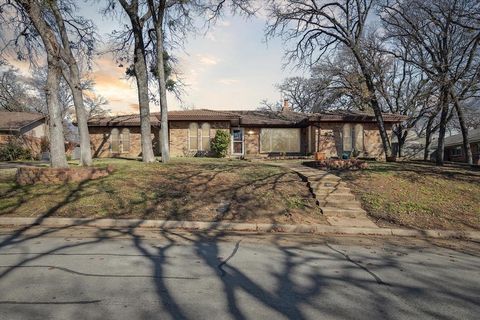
[231,128,244,156]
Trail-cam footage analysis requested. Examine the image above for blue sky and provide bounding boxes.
[76,4,302,114]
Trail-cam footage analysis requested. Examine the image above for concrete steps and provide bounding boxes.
[269,161,378,229]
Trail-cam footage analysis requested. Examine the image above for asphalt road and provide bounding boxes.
[0,226,478,320]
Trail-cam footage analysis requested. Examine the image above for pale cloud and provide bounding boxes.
[218,20,231,27]
[205,32,217,42]
[197,54,219,66]
[218,78,239,85]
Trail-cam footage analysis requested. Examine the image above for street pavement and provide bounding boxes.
[0,226,478,320]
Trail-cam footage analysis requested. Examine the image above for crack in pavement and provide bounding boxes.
[0,300,102,305]
[0,265,199,280]
[217,240,241,277]
[325,243,389,286]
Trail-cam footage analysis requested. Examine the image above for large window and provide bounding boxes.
[111,128,120,153]
[189,122,211,151]
[260,128,301,153]
[121,128,130,152]
[343,123,364,152]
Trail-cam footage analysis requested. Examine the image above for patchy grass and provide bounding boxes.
[337,161,480,230]
[0,158,324,225]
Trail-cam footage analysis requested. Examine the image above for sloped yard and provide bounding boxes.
[337,161,480,230]
[0,158,324,225]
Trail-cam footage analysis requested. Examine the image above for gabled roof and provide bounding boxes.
[444,128,480,147]
[0,111,45,132]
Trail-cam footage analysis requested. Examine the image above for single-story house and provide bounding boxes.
[0,111,47,157]
[85,104,406,159]
[442,128,480,165]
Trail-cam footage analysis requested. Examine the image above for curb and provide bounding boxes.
[0,217,478,240]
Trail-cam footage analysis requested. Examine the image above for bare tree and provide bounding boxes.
[380,0,480,165]
[1,0,97,166]
[48,0,95,166]
[104,0,156,163]
[266,0,394,159]
[0,66,36,112]
[374,52,436,157]
[1,0,69,167]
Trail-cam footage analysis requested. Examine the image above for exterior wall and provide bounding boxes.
[0,121,47,159]
[311,122,393,159]
[87,121,394,159]
[90,126,150,158]
[444,142,480,165]
[170,121,230,157]
[244,128,260,156]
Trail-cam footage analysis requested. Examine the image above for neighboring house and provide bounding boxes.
[441,128,480,165]
[85,103,405,159]
[0,111,47,157]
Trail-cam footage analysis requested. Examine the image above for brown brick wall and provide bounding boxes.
[16,165,114,185]
[87,121,393,159]
[0,134,44,159]
[310,122,393,159]
[169,121,230,156]
[90,126,154,158]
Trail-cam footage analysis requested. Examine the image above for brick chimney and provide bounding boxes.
[282,99,290,112]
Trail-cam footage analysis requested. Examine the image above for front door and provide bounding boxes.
[231,128,244,156]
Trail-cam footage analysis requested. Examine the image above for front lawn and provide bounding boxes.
[337,161,480,230]
[0,158,324,225]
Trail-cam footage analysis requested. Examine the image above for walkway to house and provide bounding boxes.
[270,161,378,228]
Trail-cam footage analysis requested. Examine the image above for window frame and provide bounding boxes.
[259,128,301,153]
[111,128,120,153]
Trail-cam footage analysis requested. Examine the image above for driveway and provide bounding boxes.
[0,227,478,320]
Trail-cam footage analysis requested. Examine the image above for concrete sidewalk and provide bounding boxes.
[0,217,478,240]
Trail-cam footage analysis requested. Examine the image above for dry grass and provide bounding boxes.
[337,161,480,230]
[0,158,324,225]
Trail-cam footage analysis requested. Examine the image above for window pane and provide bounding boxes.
[260,128,300,153]
[233,142,242,154]
[201,123,210,151]
[354,124,364,151]
[111,128,119,153]
[189,122,198,150]
[122,128,130,152]
[343,124,352,151]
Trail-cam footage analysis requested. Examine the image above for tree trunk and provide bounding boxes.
[146,0,170,163]
[451,91,473,165]
[16,0,67,167]
[424,118,433,161]
[49,1,93,166]
[353,50,392,159]
[62,66,93,166]
[155,28,170,163]
[436,86,450,166]
[46,56,68,168]
[133,31,156,163]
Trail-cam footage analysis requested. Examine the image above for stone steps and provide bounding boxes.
[318,199,364,210]
[320,207,367,218]
[268,162,378,229]
[315,193,356,201]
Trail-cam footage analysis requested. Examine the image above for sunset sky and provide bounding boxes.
[13,4,303,115]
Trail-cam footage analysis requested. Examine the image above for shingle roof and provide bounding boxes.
[309,111,408,122]
[444,128,480,147]
[87,114,161,126]
[228,110,307,126]
[0,111,45,132]
[86,109,406,127]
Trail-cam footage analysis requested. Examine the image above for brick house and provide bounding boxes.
[85,105,405,159]
[0,111,47,157]
[441,128,480,165]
